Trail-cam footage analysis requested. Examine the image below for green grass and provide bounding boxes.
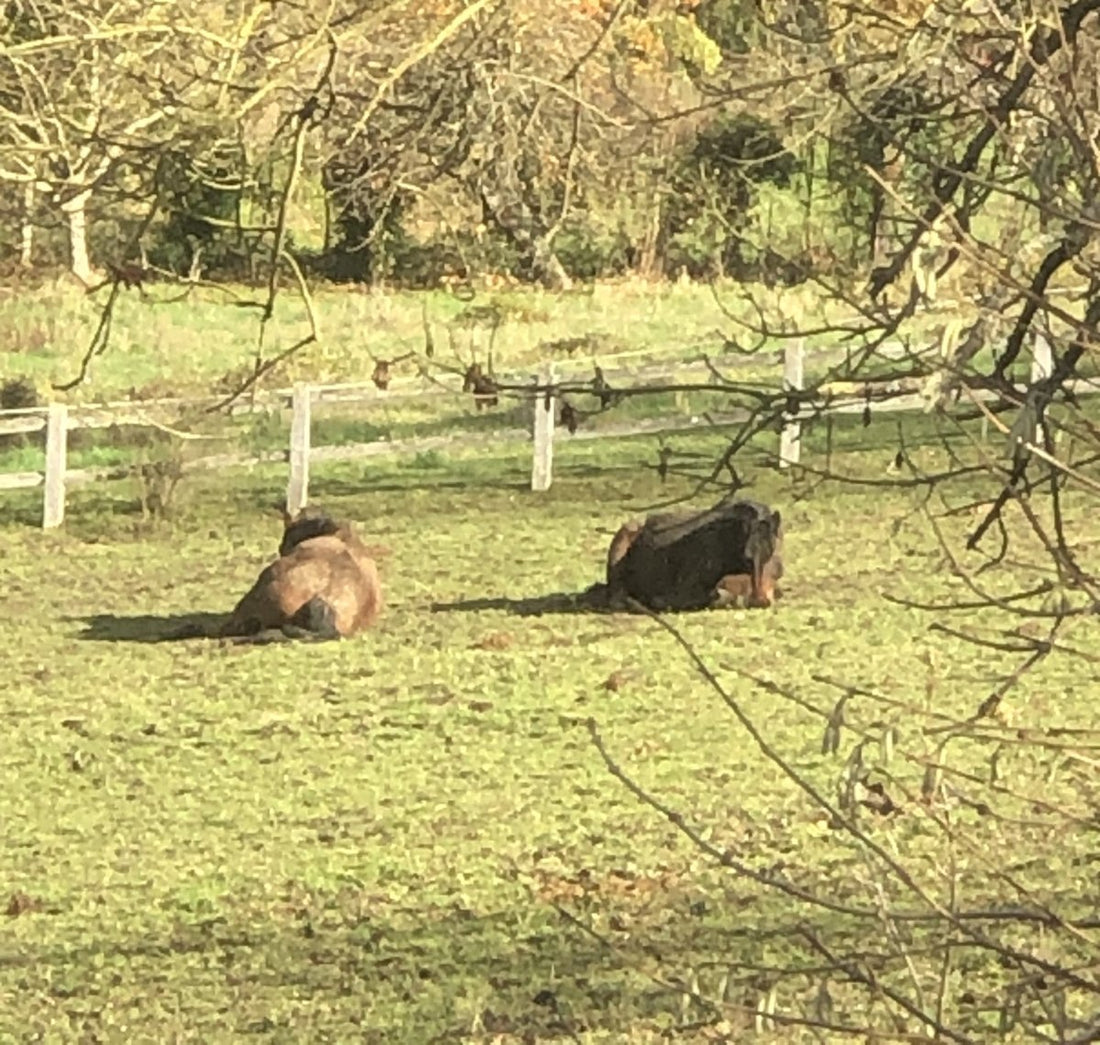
[0,276,1053,404]
[0,278,758,402]
[1,423,1098,1042]
[4,277,1092,493]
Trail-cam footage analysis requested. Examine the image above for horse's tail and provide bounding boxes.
[577,581,616,611]
[286,595,342,639]
[165,620,223,641]
[219,595,343,644]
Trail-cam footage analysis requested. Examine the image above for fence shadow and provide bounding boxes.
[69,611,226,643]
[308,473,530,500]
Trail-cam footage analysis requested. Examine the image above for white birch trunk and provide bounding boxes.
[19,182,34,267]
[60,190,95,286]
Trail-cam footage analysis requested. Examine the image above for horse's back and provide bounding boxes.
[225,556,312,633]
[225,527,384,638]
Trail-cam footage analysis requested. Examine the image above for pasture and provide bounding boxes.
[0,278,783,402]
[2,418,1097,1043]
[0,275,1054,408]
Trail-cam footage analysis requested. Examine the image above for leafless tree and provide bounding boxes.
[569,2,1100,1040]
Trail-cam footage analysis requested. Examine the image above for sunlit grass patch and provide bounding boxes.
[0,429,1097,1041]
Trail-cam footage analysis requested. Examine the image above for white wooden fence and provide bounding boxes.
[0,334,1076,529]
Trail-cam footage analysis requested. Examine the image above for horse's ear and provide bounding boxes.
[771,510,782,535]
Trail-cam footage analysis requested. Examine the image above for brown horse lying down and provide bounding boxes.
[601,498,783,612]
[220,507,384,642]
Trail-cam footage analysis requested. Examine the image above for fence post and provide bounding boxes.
[779,340,804,469]
[42,402,68,529]
[286,382,311,513]
[1031,332,1053,383]
[531,362,555,492]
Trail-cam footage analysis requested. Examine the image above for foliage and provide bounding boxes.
[147,149,247,279]
[552,216,635,280]
[665,112,799,277]
[0,373,37,409]
[694,0,755,56]
[0,372,38,449]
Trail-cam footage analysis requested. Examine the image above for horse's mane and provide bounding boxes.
[279,509,345,557]
[642,498,771,540]
[714,495,773,518]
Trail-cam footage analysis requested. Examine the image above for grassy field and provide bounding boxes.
[1,417,1098,1042]
[1,273,1064,486]
[0,276,809,478]
[0,277,785,401]
[0,274,1049,407]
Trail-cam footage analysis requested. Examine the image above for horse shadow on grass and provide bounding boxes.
[430,585,616,618]
[431,584,784,618]
[68,611,227,643]
[66,595,608,645]
[69,589,613,642]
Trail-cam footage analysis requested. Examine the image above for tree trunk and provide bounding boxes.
[20,182,34,267]
[802,140,815,254]
[60,190,96,286]
[872,155,904,268]
[532,236,572,291]
[636,189,663,278]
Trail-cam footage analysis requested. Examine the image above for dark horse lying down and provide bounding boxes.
[592,497,784,612]
[220,507,385,642]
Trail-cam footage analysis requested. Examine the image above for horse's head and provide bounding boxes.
[737,498,779,541]
[741,503,783,605]
[725,497,779,555]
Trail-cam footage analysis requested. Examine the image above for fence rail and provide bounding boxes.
[1,334,1088,529]
[0,341,916,438]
